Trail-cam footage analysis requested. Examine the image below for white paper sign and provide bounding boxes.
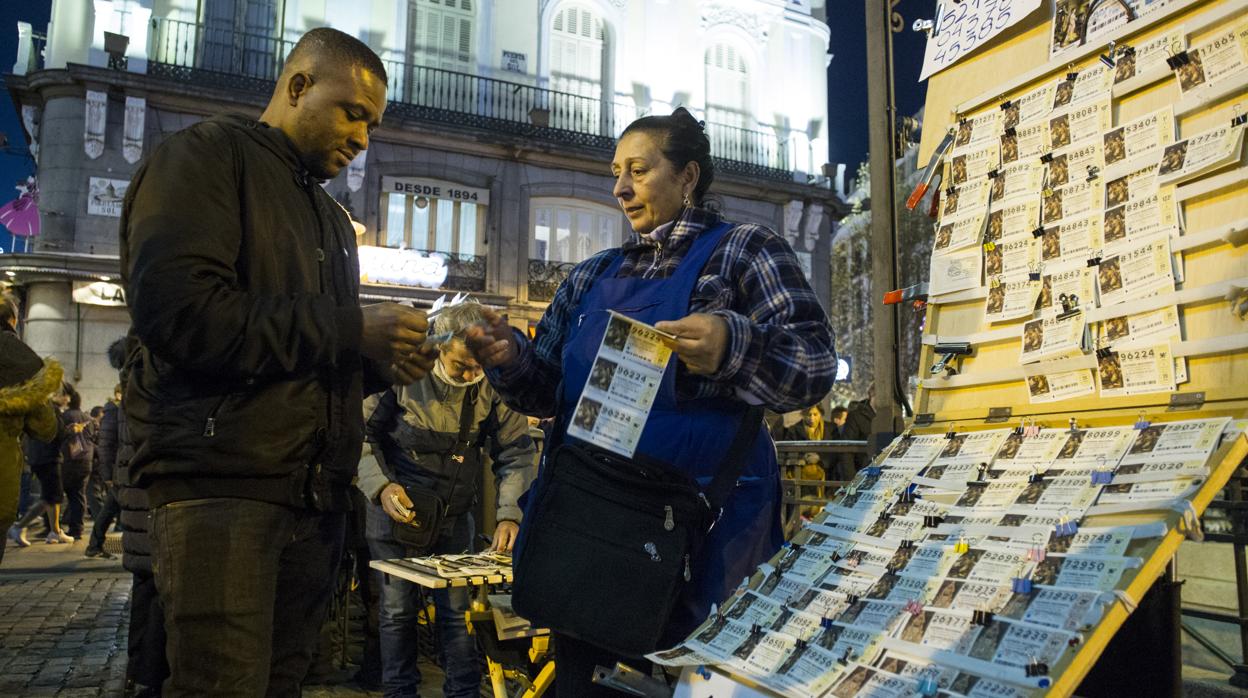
[920,0,1045,81]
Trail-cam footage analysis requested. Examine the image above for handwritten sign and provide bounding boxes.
[920,0,1044,81]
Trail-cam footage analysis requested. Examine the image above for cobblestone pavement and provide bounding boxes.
[0,535,444,697]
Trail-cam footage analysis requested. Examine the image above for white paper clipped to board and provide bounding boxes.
[920,0,1045,81]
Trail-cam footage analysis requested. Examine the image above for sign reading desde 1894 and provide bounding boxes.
[381,176,491,206]
[920,0,1045,81]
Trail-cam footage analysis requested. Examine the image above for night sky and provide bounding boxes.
[0,0,930,206]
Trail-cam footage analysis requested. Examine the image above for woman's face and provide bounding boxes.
[611,131,696,236]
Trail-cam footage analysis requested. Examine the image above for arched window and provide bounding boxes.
[551,5,605,99]
[704,42,751,128]
[530,198,622,264]
[548,3,609,133]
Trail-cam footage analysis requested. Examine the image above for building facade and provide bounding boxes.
[4,0,842,407]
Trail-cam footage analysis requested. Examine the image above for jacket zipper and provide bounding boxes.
[202,394,231,437]
[645,239,663,277]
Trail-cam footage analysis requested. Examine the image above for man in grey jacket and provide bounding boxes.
[358,301,536,698]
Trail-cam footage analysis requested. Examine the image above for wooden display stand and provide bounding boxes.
[677,0,1247,695]
[371,558,555,698]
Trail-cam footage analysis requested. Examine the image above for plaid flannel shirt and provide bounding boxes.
[486,206,836,417]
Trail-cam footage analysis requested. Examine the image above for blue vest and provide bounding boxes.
[550,221,783,640]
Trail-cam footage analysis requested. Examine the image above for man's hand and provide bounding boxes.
[380,482,415,523]
[360,304,437,381]
[654,313,730,375]
[463,308,518,369]
[490,520,520,552]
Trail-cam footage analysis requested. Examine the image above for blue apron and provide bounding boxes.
[550,221,783,641]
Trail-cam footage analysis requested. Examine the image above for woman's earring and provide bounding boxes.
[683,193,692,207]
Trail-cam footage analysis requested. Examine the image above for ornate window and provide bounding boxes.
[704,42,751,128]
[407,0,474,71]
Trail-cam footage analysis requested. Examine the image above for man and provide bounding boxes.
[120,28,436,695]
[829,405,848,439]
[85,342,127,560]
[358,301,536,698]
[1,293,62,563]
[841,387,877,473]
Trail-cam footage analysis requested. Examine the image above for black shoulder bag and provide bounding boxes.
[511,406,763,657]
[390,386,478,551]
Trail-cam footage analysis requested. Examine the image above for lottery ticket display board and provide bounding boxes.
[667,0,1248,696]
[659,418,1246,697]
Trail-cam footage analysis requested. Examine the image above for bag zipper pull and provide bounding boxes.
[203,417,216,437]
[684,554,691,581]
[664,505,675,531]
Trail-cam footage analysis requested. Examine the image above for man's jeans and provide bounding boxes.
[151,497,345,697]
[86,486,121,552]
[365,500,481,698]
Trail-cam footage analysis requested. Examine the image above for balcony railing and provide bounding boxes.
[527,259,578,302]
[145,17,794,179]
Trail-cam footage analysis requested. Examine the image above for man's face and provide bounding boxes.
[439,339,483,384]
[832,413,846,428]
[287,65,387,180]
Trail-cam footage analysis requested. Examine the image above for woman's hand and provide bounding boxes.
[463,308,518,369]
[655,313,730,375]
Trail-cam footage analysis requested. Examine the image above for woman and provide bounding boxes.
[58,385,96,540]
[466,108,836,693]
[10,382,73,545]
[0,294,62,562]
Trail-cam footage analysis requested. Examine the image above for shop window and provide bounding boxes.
[704,42,751,129]
[530,198,622,264]
[382,188,483,258]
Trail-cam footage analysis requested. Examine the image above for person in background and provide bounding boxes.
[11,382,71,544]
[59,385,96,541]
[829,405,848,438]
[85,343,126,561]
[465,107,836,694]
[841,386,877,473]
[87,405,106,521]
[0,293,62,563]
[120,27,434,694]
[359,301,536,698]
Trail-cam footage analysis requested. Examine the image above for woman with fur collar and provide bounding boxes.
[0,294,62,563]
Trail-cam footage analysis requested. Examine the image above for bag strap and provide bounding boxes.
[702,406,764,513]
[440,384,480,514]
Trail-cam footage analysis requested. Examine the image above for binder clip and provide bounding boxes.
[847,483,858,496]
[1166,48,1191,70]
[845,594,860,606]
[1026,657,1050,677]
[1091,457,1115,485]
[983,240,997,252]
[1096,345,1114,360]
[1029,466,1045,484]
[1025,418,1042,438]
[975,462,989,483]
[1055,509,1079,537]
[918,667,941,697]
[1066,66,1078,82]
[1027,533,1047,562]
[794,638,808,651]
[865,465,883,477]
[899,487,916,504]
[1233,105,1247,128]
[1086,165,1100,182]
[1028,264,1042,282]
[1086,256,1102,268]
[1067,418,1082,436]
[1134,411,1151,430]
[924,515,945,529]
[1032,225,1047,239]
[1057,293,1081,320]
[971,609,994,626]
[999,100,1014,112]
[1013,421,1025,436]
[1099,41,1118,69]
[955,536,970,554]
[695,665,712,680]
[877,510,894,526]
[830,550,842,563]
[750,623,763,637]
[1040,152,1054,164]
[905,599,925,616]
[988,168,1001,179]
[990,275,1002,289]
[946,429,958,440]
[837,648,854,666]
[931,342,972,377]
[1003,126,1018,139]
[899,536,916,550]
[820,616,835,629]
[1012,576,1033,594]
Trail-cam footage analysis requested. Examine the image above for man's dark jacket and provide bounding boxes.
[120,114,377,511]
[840,398,876,471]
